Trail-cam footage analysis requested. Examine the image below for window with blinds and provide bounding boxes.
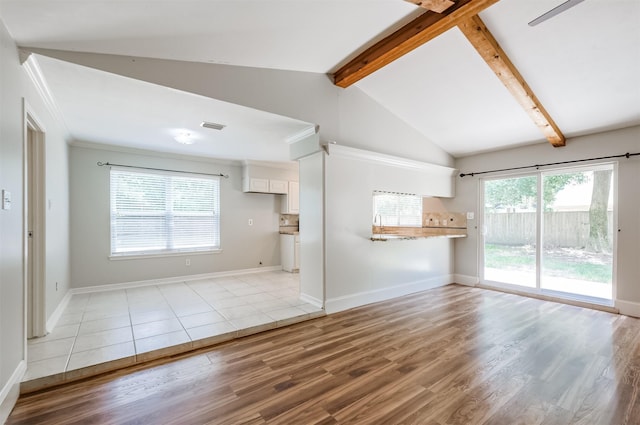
[373,191,422,227]
[110,168,220,256]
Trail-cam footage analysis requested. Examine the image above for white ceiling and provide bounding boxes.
[33,54,313,162]
[1,0,639,160]
[1,0,420,73]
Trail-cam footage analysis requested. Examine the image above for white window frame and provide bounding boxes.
[479,162,617,306]
[372,190,422,227]
[109,167,221,258]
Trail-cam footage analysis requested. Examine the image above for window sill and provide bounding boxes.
[109,249,222,261]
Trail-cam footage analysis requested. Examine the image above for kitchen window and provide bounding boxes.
[110,168,220,257]
[372,190,422,227]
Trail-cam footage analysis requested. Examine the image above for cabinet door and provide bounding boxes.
[281,234,294,272]
[249,178,269,192]
[294,235,300,270]
[269,179,288,194]
[289,181,300,214]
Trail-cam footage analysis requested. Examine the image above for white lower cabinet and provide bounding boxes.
[280,233,299,272]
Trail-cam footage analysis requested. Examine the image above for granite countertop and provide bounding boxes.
[370,234,466,241]
[279,230,300,235]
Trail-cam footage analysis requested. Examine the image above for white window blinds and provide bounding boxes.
[373,191,422,227]
[110,168,220,256]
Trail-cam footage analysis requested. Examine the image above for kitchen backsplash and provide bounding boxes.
[279,214,299,233]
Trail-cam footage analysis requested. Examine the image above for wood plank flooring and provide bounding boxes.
[7,285,640,425]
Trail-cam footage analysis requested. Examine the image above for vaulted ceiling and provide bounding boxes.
[1,0,638,161]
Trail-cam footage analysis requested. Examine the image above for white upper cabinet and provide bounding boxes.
[242,161,298,196]
[269,179,288,194]
[245,178,269,193]
[282,181,299,214]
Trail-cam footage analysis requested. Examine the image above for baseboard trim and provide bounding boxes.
[71,266,283,295]
[452,274,479,287]
[299,293,323,309]
[0,360,26,424]
[325,275,451,314]
[616,299,640,318]
[47,290,72,333]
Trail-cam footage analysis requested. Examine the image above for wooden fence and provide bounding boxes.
[485,211,613,248]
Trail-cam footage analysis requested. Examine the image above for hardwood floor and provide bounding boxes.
[7,285,640,424]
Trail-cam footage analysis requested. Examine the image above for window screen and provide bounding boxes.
[110,168,220,256]
[373,191,422,227]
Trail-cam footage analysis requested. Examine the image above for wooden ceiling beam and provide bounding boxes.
[458,15,565,146]
[405,0,455,13]
[332,0,499,88]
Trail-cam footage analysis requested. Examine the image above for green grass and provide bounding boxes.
[485,244,612,283]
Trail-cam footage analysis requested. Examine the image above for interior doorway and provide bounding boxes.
[24,102,47,338]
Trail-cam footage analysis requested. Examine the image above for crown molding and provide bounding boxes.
[21,52,67,128]
[325,143,458,176]
[286,124,319,145]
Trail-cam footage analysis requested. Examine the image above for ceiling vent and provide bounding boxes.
[200,121,226,131]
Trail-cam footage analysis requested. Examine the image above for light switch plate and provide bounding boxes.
[2,190,11,210]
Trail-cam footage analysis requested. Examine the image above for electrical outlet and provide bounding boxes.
[2,190,11,210]
[467,212,475,220]
[248,218,253,226]
[185,259,191,266]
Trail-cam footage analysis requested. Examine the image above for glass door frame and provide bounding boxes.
[478,163,618,306]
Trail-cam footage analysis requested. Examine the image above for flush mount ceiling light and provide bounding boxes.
[174,132,194,145]
[200,121,226,131]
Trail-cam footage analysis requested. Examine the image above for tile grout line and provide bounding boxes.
[154,281,195,348]
[189,278,242,329]
[62,292,87,374]
[124,284,138,362]
[25,272,311,385]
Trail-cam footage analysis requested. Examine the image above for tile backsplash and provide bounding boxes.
[279,214,299,232]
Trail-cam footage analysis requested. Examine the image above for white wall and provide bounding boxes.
[0,20,25,421]
[0,19,70,422]
[337,86,453,167]
[322,147,456,313]
[40,103,71,323]
[70,145,284,288]
[445,126,640,316]
[298,152,324,306]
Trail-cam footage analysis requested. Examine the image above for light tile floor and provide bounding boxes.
[24,271,322,389]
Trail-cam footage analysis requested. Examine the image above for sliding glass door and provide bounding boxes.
[482,165,614,303]
[484,175,537,288]
[541,166,614,299]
